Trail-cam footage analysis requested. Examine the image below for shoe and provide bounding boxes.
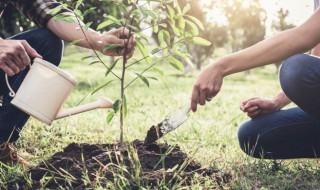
[0,142,34,168]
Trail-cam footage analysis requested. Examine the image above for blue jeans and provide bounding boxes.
[0,29,63,142]
[238,54,320,159]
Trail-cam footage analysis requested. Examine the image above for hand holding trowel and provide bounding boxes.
[144,103,191,144]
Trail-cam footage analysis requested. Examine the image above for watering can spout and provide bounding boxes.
[55,96,114,120]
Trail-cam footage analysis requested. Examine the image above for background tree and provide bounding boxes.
[271,8,295,72]
[223,0,266,52]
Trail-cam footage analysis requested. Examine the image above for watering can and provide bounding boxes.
[5,58,114,125]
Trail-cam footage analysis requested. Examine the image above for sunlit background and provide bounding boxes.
[201,0,313,35]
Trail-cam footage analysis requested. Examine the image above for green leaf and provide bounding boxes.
[135,73,150,87]
[145,10,158,20]
[169,57,184,71]
[147,77,158,81]
[83,7,96,17]
[151,47,161,55]
[137,5,148,18]
[192,37,212,46]
[106,111,114,124]
[158,30,170,49]
[75,0,83,10]
[74,9,83,20]
[127,24,140,32]
[83,22,92,31]
[178,16,186,31]
[91,80,114,95]
[153,67,164,76]
[97,20,115,30]
[169,20,180,36]
[136,40,151,64]
[54,14,75,23]
[182,4,191,15]
[158,30,167,48]
[89,61,100,65]
[185,15,204,30]
[166,5,175,19]
[113,100,122,113]
[105,58,120,77]
[105,15,121,25]
[185,19,199,36]
[153,25,159,33]
[81,55,93,61]
[47,5,63,15]
[136,32,149,43]
[101,44,122,52]
[66,39,82,46]
[122,95,127,117]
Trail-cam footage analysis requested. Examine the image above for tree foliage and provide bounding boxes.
[271,8,295,33]
[223,0,266,52]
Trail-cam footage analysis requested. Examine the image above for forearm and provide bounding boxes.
[272,91,292,110]
[217,10,320,77]
[47,12,103,51]
[219,28,315,76]
[311,43,320,56]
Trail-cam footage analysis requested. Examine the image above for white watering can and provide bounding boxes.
[5,58,114,125]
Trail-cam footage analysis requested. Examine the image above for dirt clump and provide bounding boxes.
[13,140,232,189]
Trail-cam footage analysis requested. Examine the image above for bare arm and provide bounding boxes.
[191,9,320,111]
[47,12,135,59]
[218,10,320,76]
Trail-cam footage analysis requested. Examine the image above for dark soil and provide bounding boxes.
[12,140,232,189]
[144,124,164,145]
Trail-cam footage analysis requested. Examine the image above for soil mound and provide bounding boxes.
[20,140,232,189]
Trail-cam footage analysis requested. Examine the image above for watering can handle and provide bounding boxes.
[5,65,31,98]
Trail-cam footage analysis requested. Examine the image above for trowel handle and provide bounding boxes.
[5,65,31,97]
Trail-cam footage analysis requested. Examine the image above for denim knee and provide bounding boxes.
[279,54,309,100]
[238,120,263,158]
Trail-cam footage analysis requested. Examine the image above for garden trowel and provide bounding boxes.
[144,104,191,144]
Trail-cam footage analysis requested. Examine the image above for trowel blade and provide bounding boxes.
[144,105,191,144]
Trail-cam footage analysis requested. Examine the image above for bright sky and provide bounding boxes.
[201,0,314,35]
[260,0,313,35]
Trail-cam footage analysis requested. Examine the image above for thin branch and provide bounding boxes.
[73,12,121,80]
[124,54,172,89]
[125,37,186,69]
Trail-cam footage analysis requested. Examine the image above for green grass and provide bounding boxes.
[2,48,320,189]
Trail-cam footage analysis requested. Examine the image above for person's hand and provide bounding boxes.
[0,39,42,76]
[191,63,224,112]
[97,27,135,59]
[240,97,280,118]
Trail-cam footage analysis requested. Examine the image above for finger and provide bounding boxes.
[118,27,130,38]
[248,110,261,118]
[191,86,200,112]
[12,57,25,70]
[21,40,42,58]
[0,64,15,76]
[18,46,31,66]
[199,90,206,106]
[246,106,259,113]
[243,99,260,109]
[126,47,135,60]
[127,34,136,49]
[242,97,259,105]
[6,60,20,74]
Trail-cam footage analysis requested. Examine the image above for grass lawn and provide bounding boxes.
[2,48,320,189]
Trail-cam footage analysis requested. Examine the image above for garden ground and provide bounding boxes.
[2,49,320,189]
